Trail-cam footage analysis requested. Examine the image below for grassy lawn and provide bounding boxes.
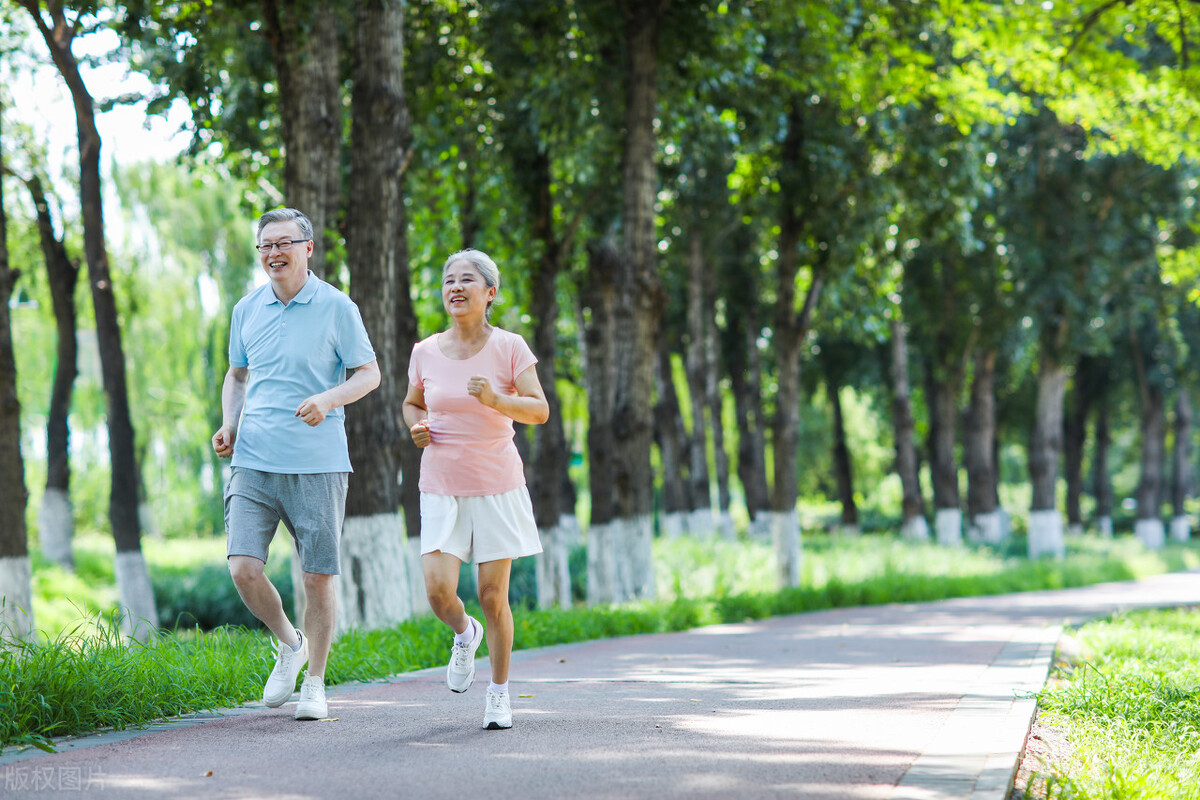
[1020,607,1200,799]
[4,532,1199,755]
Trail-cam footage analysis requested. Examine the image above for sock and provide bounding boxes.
[454,617,478,645]
[489,681,509,696]
[287,629,303,652]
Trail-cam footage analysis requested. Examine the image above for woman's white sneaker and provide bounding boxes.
[446,619,482,693]
[294,675,328,720]
[483,690,512,729]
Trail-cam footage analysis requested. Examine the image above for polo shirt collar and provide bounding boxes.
[263,270,319,306]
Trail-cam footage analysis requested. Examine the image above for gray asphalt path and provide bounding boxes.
[3,570,1197,800]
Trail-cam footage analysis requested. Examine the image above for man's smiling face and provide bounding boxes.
[258,220,312,288]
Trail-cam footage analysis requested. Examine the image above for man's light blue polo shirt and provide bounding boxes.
[228,272,375,474]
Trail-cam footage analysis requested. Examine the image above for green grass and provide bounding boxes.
[1025,607,1200,799]
[4,532,1199,754]
[0,621,265,754]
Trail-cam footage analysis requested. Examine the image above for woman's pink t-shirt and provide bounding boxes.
[407,328,538,496]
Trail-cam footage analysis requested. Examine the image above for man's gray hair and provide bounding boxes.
[258,208,315,242]
[444,249,501,318]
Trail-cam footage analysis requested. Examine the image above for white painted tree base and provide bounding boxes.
[746,516,771,541]
[1027,511,1064,559]
[1135,518,1165,550]
[338,512,413,633]
[1097,516,1114,539]
[587,515,654,605]
[115,550,159,642]
[535,523,572,609]
[1067,523,1084,538]
[969,511,1005,546]
[39,487,75,570]
[1170,516,1192,542]
[759,510,801,589]
[935,508,962,547]
[660,512,686,539]
[836,524,861,537]
[901,515,930,542]
[0,556,34,640]
[687,508,715,537]
[558,514,583,548]
[717,511,736,541]
[629,515,655,601]
[586,520,618,606]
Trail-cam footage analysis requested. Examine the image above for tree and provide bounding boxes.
[19,0,157,639]
[1171,387,1194,541]
[18,171,78,569]
[477,0,597,604]
[0,100,34,639]
[259,0,342,277]
[888,317,928,540]
[947,0,1200,168]
[576,0,676,604]
[339,0,416,631]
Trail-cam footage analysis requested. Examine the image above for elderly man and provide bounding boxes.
[212,208,380,720]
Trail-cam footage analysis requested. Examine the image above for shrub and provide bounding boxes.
[153,562,293,631]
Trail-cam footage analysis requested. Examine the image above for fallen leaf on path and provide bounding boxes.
[203,771,213,777]
[558,658,566,663]
[518,694,533,698]
[320,718,339,722]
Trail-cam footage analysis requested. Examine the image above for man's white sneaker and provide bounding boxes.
[263,631,308,708]
[483,690,512,730]
[446,619,481,693]
[294,675,328,720]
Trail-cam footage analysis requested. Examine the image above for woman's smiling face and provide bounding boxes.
[442,260,496,319]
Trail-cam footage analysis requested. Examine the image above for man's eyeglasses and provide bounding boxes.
[255,239,311,253]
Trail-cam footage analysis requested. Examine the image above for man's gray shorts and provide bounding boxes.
[224,467,348,575]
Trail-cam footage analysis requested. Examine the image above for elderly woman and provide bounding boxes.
[402,248,549,730]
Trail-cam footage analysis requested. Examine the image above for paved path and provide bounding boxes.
[3,571,1197,799]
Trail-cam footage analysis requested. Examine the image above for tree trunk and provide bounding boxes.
[827,380,858,534]
[1134,383,1166,549]
[731,320,769,536]
[889,320,927,540]
[1170,391,1193,542]
[1063,358,1091,538]
[394,215,420,549]
[1092,396,1114,538]
[926,362,962,547]
[653,343,690,537]
[524,145,573,608]
[768,103,823,587]
[0,112,34,640]
[260,0,342,279]
[581,239,625,604]
[704,301,734,539]
[458,141,479,248]
[25,174,78,570]
[584,0,667,604]
[1028,349,1066,558]
[964,348,1001,544]
[682,232,713,535]
[340,0,413,632]
[23,3,158,639]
